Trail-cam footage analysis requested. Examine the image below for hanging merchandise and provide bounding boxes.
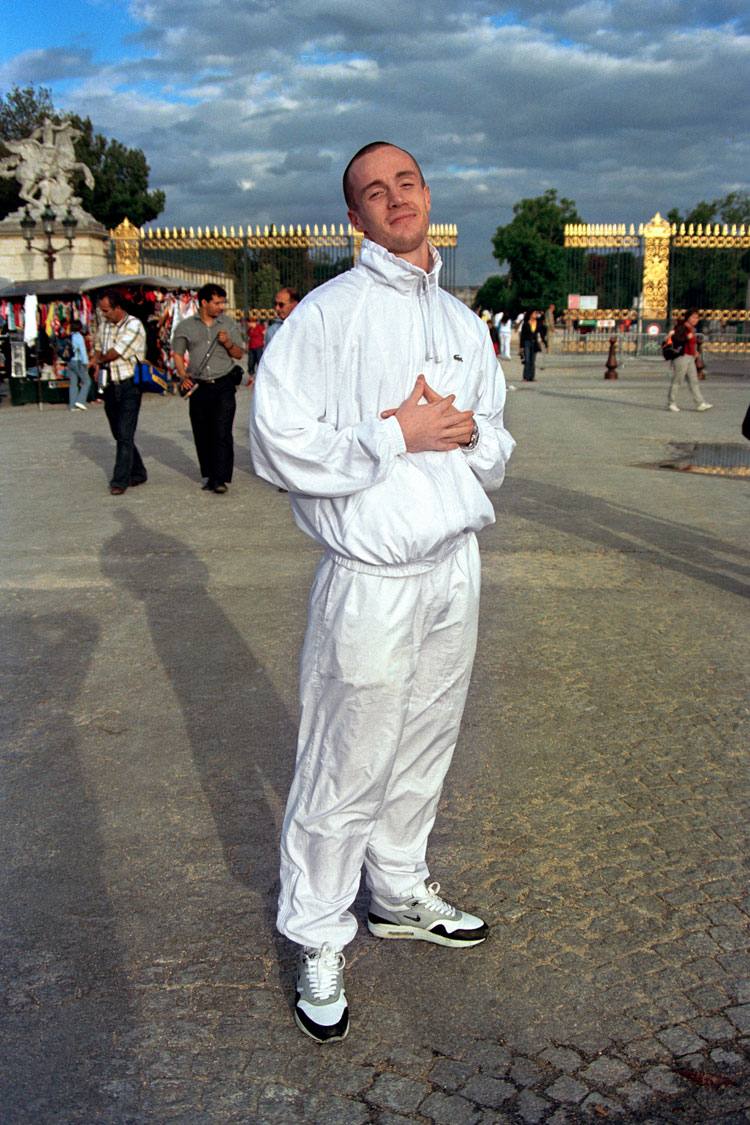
[23,294,38,346]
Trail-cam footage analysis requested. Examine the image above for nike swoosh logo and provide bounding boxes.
[403,913,421,922]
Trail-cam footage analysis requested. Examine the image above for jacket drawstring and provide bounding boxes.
[421,268,442,365]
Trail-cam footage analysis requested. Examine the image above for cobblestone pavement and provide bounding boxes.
[1,364,749,1124]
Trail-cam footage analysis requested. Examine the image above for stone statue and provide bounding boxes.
[0,117,95,222]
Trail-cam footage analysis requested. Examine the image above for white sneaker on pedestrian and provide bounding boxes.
[697,402,713,411]
[294,944,349,1042]
[667,403,680,412]
[368,881,488,947]
[75,403,87,410]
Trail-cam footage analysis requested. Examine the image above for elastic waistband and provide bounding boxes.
[326,533,469,577]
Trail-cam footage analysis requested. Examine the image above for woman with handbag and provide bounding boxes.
[666,308,712,413]
[520,309,543,382]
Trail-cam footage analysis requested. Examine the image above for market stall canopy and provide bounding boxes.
[0,278,84,299]
[0,274,193,299]
[80,273,193,292]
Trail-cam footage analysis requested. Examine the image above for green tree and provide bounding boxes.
[474,274,510,314]
[69,114,165,228]
[667,191,750,311]
[490,189,581,314]
[668,191,750,229]
[0,83,165,228]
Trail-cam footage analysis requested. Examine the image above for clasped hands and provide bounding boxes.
[381,374,475,453]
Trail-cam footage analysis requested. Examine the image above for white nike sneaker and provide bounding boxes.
[368,881,488,947]
[294,944,349,1042]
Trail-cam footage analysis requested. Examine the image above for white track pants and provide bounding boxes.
[277,534,481,950]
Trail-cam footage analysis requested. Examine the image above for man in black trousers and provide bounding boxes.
[173,284,245,493]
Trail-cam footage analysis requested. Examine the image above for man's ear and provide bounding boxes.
[347,208,364,234]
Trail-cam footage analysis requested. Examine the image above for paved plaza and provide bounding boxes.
[1,357,749,1124]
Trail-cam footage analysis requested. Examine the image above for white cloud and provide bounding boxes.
[2,0,748,282]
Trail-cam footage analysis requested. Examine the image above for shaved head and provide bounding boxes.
[343,141,425,209]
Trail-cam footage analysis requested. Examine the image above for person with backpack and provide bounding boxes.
[665,308,712,413]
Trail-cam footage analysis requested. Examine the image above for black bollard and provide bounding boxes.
[604,336,618,380]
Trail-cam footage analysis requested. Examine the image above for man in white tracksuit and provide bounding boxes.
[250,142,515,1043]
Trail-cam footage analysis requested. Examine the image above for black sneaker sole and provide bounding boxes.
[294,1003,350,1043]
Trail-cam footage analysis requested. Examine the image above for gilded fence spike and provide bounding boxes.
[189,227,194,238]
[230,226,235,237]
[731,224,737,236]
[322,224,328,236]
[722,224,728,236]
[313,224,319,236]
[305,225,311,236]
[264,225,269,236]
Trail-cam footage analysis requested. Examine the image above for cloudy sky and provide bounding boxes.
[2,0,749,283]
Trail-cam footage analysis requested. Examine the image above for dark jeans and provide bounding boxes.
[249,346,263,373]
[103,378,147,489]
[522,341,537,381]
[189,374,236,484]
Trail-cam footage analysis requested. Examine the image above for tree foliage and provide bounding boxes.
[490,189,581,314]
[667,191,750,229]
[0,83,165,228]
[474,274,511,314]
[68,114,165,228]
[667,192,750,310]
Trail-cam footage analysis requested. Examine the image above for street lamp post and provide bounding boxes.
[20,205,78,279]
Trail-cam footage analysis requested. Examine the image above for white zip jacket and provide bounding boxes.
[250,238,515,570]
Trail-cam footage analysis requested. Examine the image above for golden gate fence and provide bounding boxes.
[564,214,750,355]
[110,218,458,318]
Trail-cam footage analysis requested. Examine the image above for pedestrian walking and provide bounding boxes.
[89,290,148,495]
[520,309,544,382]
[173,284,246,494]
[666,308,713,412]
[66,319,91,411]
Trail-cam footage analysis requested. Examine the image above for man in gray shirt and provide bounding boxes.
[173,283,245,494]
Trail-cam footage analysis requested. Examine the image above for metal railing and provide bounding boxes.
[109,218,459,316]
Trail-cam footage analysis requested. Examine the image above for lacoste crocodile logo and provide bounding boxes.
[453,354,463,362]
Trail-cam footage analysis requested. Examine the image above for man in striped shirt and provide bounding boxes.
[90,289,148,495]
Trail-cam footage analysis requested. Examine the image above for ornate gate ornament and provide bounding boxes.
[641,212,672,319]
[112,217,141,274]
